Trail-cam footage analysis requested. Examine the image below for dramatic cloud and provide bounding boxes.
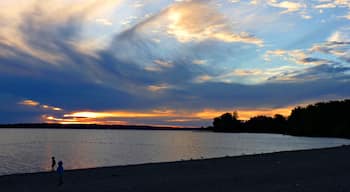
[0,0,349,126]
[124,0,263,46]
[0,0,121,63]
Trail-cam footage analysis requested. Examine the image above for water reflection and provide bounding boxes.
[0,128,349,176]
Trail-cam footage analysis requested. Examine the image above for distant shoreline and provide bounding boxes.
[1,123,349,140]
[0,123,201,131]
[1,145,350,191]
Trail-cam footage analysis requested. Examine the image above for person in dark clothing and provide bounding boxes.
[57,161,64,186]
[51,156,56,171]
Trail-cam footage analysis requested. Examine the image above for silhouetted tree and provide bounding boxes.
[245,116,274,133]
[212,112,242,132]
[242,114,286,133]
[288,99,350,137]
[273,114,288,134]
[210,99,350,138]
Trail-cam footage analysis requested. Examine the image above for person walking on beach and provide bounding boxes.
[51,156,56,171]
[57,161,64,186]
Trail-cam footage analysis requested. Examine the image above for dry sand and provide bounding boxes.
[1,145,350,192]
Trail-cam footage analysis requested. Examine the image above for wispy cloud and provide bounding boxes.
[144,60,174,72]
[19,99,62,111]
[192,59,207,65]
[314,3,336,9]
[265,29,350,66]
[19,100,40,107]
[193,66,300,84]
[267,0,306,14]
[268,64,350,82]
[313,0,350,19]
[310,29,350,63]
[265,49,331,65]
[147,84,174,92]
[95,18,113,26]
[0,0,121,65]
[124,0,263,46]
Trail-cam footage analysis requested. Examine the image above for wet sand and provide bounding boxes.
[1,145,350,192]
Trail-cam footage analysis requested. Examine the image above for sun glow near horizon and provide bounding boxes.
[40,106,296,127]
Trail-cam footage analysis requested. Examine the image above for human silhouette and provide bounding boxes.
[51,156,56,171]
[57,161,64,186]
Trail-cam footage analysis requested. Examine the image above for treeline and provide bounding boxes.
[208,99,350,138]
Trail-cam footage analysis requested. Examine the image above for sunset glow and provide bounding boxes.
[19,100,40,107]
[64,111,172,119]
[40,105,297,127]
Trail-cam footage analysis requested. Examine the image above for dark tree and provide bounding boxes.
[210,99,350,138]
[288,99,350,137]
[243,114,287,133]
[212,112,242,132]
[273,114,288,134]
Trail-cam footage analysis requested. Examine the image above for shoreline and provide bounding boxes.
[1,145,350,191]
[1,143,348,177]
[0,123,201,130]
[0,144,348,177]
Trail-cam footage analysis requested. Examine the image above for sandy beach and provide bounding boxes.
[1,145,350,192]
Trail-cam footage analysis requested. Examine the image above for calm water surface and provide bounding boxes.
[0,128,349,176]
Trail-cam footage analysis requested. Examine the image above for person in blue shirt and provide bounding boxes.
[57,161,64,186]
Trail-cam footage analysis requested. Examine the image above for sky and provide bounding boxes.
[0,0,349,127]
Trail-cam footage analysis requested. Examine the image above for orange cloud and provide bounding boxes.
[41,105,63,111]
[43,115,127,125]
[42,105,296,126]
[18,99,63,111]
[19,99,40,107]
[63,110,175,119]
